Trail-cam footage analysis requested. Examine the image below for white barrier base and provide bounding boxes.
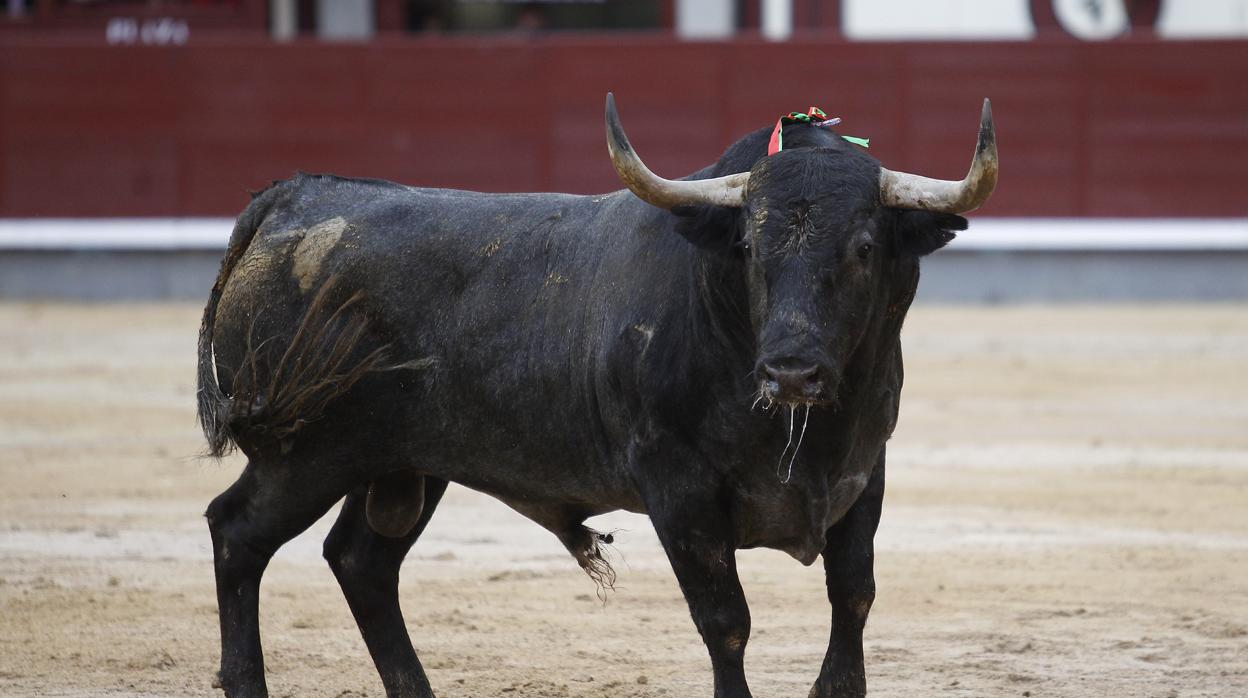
[1,218,1247,252]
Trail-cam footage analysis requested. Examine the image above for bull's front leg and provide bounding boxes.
[810,451,885,698]
[653,506,753,698]
[635,439,753,698]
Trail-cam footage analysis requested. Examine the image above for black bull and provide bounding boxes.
[198,94,997,697]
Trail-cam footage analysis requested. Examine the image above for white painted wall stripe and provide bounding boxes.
[0,219,235,250]
[953,218,1248,251]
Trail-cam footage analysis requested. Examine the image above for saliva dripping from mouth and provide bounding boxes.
[775,403,811,484]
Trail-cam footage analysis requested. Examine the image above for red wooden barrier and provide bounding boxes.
[1,36,1244,218]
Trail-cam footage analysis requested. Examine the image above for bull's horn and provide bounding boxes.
[606,92,749,210]
[879,98,998,213]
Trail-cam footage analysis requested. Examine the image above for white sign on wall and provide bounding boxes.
[842,0,1036,39]
[1158,0,1248,37]
[1053,0,1129,39]
[839,0,1248,40]
[105,17,190,45]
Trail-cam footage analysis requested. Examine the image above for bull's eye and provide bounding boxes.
[857,242,874,261]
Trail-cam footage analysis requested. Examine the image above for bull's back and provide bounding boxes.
[216,175,599,354]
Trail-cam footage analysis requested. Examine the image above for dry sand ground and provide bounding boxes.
[1,302,1245,697]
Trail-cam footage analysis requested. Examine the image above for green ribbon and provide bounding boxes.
[785,108,828,123]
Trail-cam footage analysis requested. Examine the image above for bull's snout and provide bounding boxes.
[759,360,825,404]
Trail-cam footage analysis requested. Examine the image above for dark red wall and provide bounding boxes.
[1,36,1244,218]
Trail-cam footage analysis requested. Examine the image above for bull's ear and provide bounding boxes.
[672,203,745,256]
[895,211,967,257]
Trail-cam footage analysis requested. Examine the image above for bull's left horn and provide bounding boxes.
[606,92,749,210]
[879,98,999,214]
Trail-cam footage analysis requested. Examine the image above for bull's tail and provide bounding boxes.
[223,282,391,455]
[197,186,284,457]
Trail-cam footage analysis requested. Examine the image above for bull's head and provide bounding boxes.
[605,93,997,408]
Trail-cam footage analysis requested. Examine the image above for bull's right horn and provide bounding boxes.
[879,98,999,214]
[606,92,749,210]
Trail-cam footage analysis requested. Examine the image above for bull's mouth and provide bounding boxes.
[751,376,844,417]
[756,380,830,408]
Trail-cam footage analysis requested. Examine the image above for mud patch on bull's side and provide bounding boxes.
[292,217,348,292]
[630,324,655,354]
[750,198,768,234]
[228,247,283,294]
[480,238,503,258]
[219,233,302,317]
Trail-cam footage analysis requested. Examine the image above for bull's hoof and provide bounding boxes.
[213,670,268,698]
[808,678,866,698]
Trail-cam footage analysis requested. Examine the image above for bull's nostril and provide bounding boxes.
[761,362,821,399]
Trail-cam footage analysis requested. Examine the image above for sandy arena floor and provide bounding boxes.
[0,302,1245,697]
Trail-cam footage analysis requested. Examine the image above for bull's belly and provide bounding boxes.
[408,433,646,518]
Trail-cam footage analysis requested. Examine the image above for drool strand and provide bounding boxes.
[776,404,796,480]
[781,404,811,484]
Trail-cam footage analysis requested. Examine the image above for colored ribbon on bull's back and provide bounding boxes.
[768,107,870,155]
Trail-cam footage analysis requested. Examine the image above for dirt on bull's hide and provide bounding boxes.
[1,302,1246,697]
[291,216,348,292]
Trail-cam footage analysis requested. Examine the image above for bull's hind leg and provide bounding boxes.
[206,458,356,698]
[323,475,448,698]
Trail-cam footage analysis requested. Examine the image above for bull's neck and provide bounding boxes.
[685,247,755,378]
